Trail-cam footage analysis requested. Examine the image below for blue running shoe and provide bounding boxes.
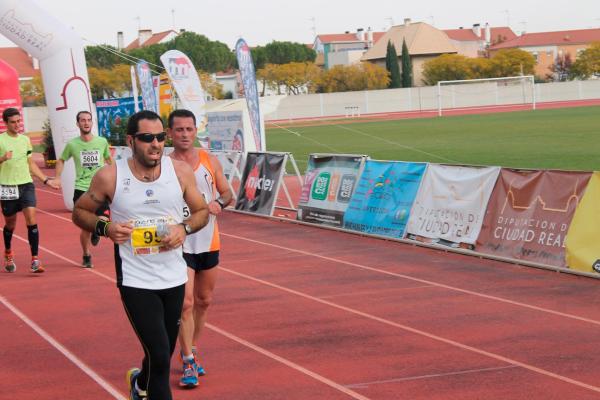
[179,360,199,388]
[191,347,206,376]
[126,368,147,399]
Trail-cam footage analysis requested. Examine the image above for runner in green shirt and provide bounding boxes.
[0,107,59,273]
[55,111,112,268]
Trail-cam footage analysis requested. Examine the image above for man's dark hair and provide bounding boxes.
[126,110,163,135]
[168,109,196,128]
[2,107,20,123]
[76,111,92,122]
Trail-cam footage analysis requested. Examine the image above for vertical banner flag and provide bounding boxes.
[0,59,23,133]
[160,50,207,134]
[566,172,600,273]
[136,60,158,113]
[130,65,140,112]
[235,38,264,151]
[235,152,286,215]
[297,154,366,227]
[477,169,591,267]
[406,164,500,245]
[157,73,173,118]
[343,160,426,238]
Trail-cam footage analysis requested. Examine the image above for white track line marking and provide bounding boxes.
[3,227,371,400]
[346,365,518,388]
[222,232,600,327]
[0,296,126,400]
[221,267,600,394]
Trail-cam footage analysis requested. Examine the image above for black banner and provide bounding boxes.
[235,152,285,215]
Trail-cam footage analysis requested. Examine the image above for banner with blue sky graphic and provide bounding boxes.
[136,60,158,113]
[235,38,264,151]
[343,160,427,238]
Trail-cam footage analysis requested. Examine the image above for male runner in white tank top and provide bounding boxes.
[167,109,233,387]
[73,110,209,400]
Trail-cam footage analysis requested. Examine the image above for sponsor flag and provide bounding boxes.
[235,152,286,215]
[235,38,264,151]
[130,66,140,112]
[406,164,500,245]
[477,169,591,267]
[136,60,158,113]
[343,160,426,238]
[160,50,207,134]
[566,172,600,273]
[297,154,365,227]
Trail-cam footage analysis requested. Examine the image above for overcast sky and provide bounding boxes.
[1,0,600,49]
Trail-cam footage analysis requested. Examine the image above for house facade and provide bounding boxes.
[444,24,516,57]
[313,28,385,69]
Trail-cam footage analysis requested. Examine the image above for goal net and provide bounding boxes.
[437,76,536,116]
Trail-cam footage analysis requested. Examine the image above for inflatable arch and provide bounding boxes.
[0,0,94,209]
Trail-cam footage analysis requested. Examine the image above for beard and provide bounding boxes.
[132,141,162,168]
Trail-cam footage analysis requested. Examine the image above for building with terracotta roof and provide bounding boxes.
[361,19,458,86]
[0,47,40,81]
[444,23,517,57]
[489,28,600,78]
[121,29,179,51]
[313,28,386,69]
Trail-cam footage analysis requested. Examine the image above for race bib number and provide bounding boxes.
[130,217,171,256]
[80,150,100,168]
[0,185,18,200]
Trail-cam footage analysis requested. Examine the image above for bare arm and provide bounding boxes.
[207,154,233,215]
[54,159,65,185]
[28,156,59,189]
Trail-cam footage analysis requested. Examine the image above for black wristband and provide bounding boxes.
[43,177,49,185]
[216,199,225,209]
[94,219,110,237]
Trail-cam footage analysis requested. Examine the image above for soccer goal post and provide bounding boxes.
[437,75,536,116]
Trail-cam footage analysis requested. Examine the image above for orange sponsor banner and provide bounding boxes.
[476,169,591,267]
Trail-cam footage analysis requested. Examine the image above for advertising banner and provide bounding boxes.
[566,172,600,273]
[406,164,500,245]
[136,60,158,113]
[343,160,426,238]
[297,154,365,227]
[160,50,207,132]
[235,38,264,151]
[235,152,286,215]
[96,96,141,144]
[0,59,23,133]
[156,73,173,119]
[207,111,245,151]
[476,169,591,267]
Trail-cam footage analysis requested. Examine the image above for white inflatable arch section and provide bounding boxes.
[0,0,94,209]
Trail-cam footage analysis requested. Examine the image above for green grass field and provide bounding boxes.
[266,106,600,172]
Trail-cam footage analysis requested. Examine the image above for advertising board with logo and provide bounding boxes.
[235,152,286,215]
[406,164,500,245]
[343,160,426,238]
[477,169,591,267]
[297,154,366,227]
[96,96,141,145]
[207,111,245,152]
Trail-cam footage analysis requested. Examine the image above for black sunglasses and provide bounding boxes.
[134,132,167,143]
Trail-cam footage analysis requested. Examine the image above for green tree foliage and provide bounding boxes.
[488,48,536,77]
[85,44,123,68]
[317,63,390,93]
[570,42,600,79]
[257,62,321,95]
[422,54,473,85]
[88,64,133,100]
[263,41,316,65]
[20,75,45,106]
[401,39,413,88]
[385,41,401,88]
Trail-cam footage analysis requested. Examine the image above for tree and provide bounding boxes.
[20,75,45,106]
[88,64,133,100]
[85,44,123,68]
[547,53,573,81]
[401,39,413,87]
[385,41,401,88]
[570,42,600,79]
[263,41,316,65]
[317,63,389,93]
[257,62,321,95]
[199,71,225,99]
[488,48,536,77]
[422,54,472,85]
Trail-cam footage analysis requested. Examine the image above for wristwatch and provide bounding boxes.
[216,198,226,209]
[180,223,193,235]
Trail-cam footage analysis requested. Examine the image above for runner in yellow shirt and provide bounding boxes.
[0,108,60,273]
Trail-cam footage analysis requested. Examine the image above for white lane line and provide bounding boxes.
[221,267,600,394]
[0,296,126,400]
[221,232,600,327]
[345,365,519,388]
[4,221,371,400]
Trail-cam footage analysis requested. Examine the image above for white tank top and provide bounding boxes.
[112,156,187,289]
[182,150,220,254]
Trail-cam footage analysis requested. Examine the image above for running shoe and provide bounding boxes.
[91,232,100,246]
[82,254,93,268]
[192,347,206,376]
[126,368,147,400]
[179,359,199,387]
[30,257,44,273]
[4,251,15,273]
